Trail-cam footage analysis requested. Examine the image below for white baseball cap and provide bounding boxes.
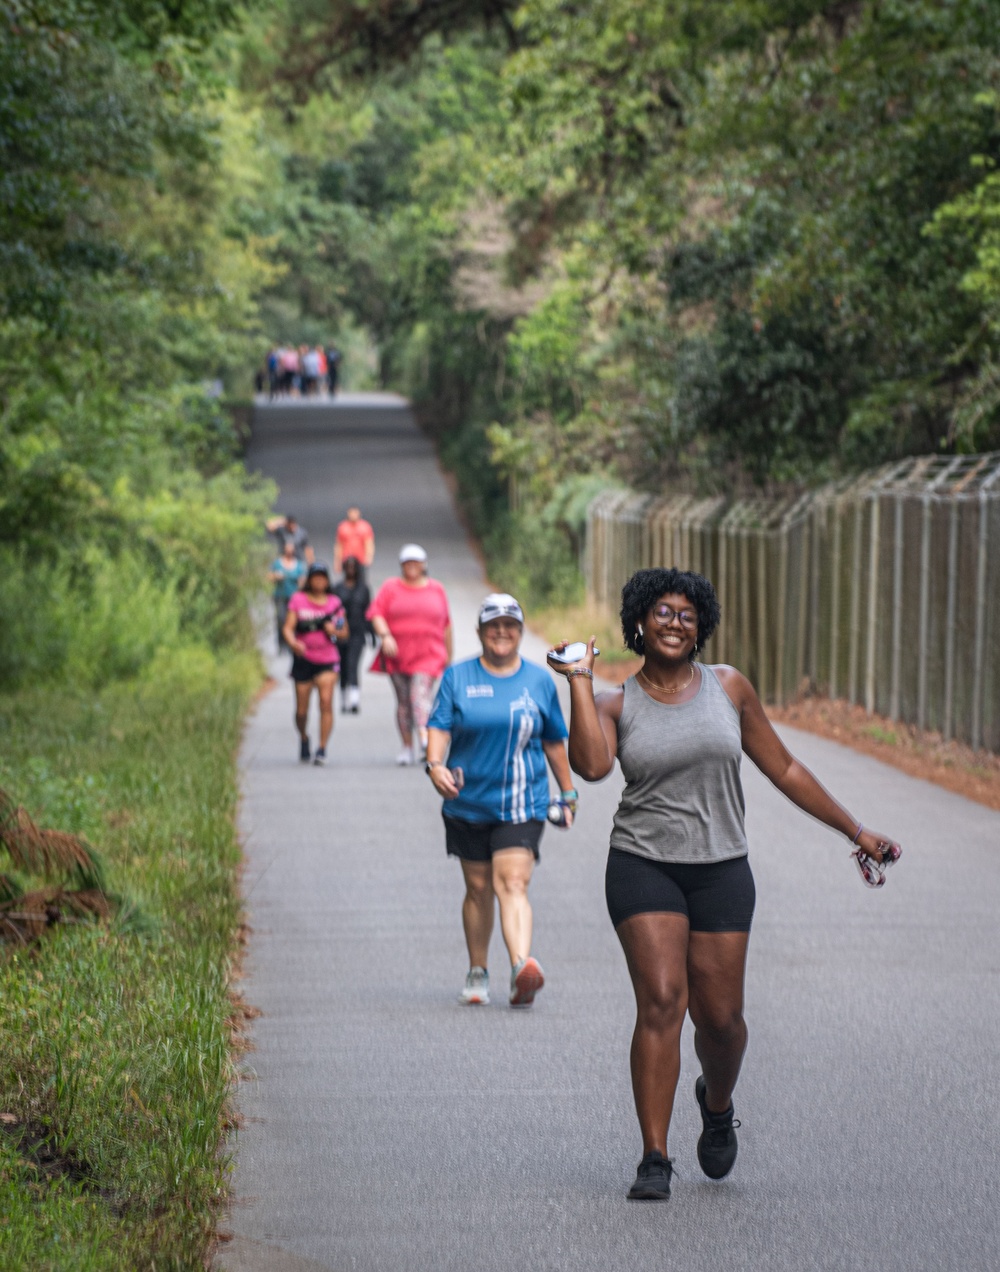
[399,543,428,564]
[478,593,524,625]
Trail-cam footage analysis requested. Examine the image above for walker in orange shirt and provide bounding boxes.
[333,506,375,574]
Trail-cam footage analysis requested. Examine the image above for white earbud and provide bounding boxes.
[637,624,644,637]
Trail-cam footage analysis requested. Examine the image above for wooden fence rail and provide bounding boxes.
[585,453,1000,752]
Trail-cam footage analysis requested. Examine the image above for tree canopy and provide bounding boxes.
[4,0,1000,636]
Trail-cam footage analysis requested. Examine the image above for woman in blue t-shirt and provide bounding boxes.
[425,594,577,1009]
[270,539,306,652]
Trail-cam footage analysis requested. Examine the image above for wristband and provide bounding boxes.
[851,823,864,845]
[560,789,579,802]
[566,668,593,681]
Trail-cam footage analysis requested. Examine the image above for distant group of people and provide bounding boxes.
[256,344,341,398]
[265,509,903,1203]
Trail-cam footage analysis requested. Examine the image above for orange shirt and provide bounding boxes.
[336,518,374,563]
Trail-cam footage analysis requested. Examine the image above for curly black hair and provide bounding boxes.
[620,568,721,659]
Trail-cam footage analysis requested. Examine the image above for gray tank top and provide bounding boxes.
[610,665,748,865]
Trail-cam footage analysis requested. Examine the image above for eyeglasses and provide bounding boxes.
[651,603,698,629]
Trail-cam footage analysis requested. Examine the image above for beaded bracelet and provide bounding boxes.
[566,668,594,681]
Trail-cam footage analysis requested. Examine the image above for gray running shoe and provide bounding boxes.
[459,966,489,1005]
[509,956,544,1007]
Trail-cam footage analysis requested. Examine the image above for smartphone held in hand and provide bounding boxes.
[548,641,599,664]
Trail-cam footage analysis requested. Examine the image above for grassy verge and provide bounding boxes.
[0,646,259,1271]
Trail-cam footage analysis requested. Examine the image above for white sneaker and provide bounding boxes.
[459,967,490,1005]
[396,746,414,766]
[510,957,545,1007]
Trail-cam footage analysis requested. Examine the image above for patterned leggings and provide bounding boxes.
[389,672,436,740]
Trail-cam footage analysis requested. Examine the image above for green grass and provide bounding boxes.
[0,646,259,1271]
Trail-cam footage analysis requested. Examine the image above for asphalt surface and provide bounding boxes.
[220,396,1000,1272]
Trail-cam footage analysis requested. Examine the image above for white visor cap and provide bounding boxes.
[399,543,428,564]
[478,593,524,625]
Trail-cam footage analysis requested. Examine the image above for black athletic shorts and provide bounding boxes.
[605,848,755,932]
[444,815,545,863]
[290,656,338,683]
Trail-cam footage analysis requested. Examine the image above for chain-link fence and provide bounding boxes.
[586,453,1000,752]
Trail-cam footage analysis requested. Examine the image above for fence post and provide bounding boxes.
[848,500,863,704]
[865,494,880,715]
[797,517,810,697]
[890,496,904,721]
[756,531,768,702]
[917,496,931,731]
[717,527,728,665]
[737,529,743,676]
[776,524,788,706]
[830,506,842,699]
[943,499,959,742]
[808,506,821,690]
[971,491,989,751]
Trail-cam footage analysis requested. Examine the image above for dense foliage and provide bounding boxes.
[248,0,1000,602]
[0,0,274,688]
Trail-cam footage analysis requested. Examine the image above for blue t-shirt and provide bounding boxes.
[272,557,305,600]
[428,658,568,824]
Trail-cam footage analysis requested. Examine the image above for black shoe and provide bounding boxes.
[695,1075,740,1179]
[350,704,359,714]
[313,748,326,766]
[299,738,311,763]
[627,1150,673,1201]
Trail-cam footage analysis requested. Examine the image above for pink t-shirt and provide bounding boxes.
[287,592,345,664]
[367,577,451,676]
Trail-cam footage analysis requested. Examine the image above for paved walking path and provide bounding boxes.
[220,396,1000,1271]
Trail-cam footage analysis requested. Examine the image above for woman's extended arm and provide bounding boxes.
[716,666,897,861]
[546,639,621,782]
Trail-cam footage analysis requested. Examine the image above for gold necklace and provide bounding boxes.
[638,663,696,695]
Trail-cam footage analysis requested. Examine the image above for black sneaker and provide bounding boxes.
[313,748,326,766]
[627,1150,673,1201]
[695,1075,740,1179]
[299,738,311,763]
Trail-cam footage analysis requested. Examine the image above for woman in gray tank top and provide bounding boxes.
[548,567,900,1203]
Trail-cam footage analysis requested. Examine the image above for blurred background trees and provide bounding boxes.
[4,0,1000,651]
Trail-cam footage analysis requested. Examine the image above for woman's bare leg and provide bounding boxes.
[491,848,535,966]
[315,672,336,749]
[459,859,494,968]
[687,931,750,1113]
[294,682,312,739]
[616,912,690,1156]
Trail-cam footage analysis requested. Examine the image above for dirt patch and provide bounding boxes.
[0,1116,95,1188]
[768,698,1000,813]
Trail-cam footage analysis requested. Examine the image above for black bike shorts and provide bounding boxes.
[444,815,545,863]
[290,656,338,683]
[605,848,755,932]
